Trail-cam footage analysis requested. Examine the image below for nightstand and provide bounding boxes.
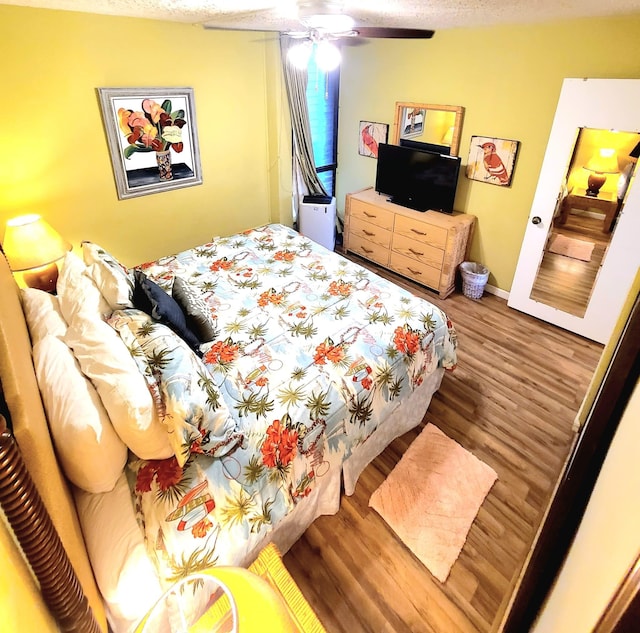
[559,187,618,233]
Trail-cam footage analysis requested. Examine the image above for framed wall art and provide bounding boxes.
[97,87,203,200]
[466,136,520,187]
[400,107,426,139]
[359,121,389,158]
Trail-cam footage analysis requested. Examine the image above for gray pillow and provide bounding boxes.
[171,277,218,343]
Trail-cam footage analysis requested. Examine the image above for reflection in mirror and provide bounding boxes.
[392,102,464,156]
[529,127,640,317]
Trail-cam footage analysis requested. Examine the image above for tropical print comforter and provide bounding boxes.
[124,223,457,587]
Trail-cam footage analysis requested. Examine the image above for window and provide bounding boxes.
[305,58,340,197]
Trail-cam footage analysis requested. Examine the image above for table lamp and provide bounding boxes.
[583,148,619,197]
[2,214,71,293]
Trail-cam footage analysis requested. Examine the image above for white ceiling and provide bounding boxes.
[3,0,640,33]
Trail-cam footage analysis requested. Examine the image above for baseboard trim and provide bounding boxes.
[485,283,510,300]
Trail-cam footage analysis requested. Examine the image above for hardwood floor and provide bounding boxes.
[283,256,603,633]
[529,212,613,317]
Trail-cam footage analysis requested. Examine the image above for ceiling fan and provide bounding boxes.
[203,1,434,70]
[289,1,435,40]
[202,1,435,42]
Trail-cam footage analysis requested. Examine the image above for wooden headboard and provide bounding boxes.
[0,253,107,631]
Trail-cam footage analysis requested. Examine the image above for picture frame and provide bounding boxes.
[400,107,426,139]
[466,136,520,187]
[97,87,203,200]
[359,121,389,158]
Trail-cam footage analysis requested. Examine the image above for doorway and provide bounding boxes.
[529,126,640,318]
[508,78,640,344]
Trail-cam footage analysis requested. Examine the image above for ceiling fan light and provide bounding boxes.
[302,13,355,32]
[287,41,313,69]
[315,40,341,71]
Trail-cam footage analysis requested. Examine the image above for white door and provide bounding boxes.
[508,78,640,344]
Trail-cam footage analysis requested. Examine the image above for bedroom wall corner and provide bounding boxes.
[0,5,275,267]
[335,14,640,293]
[0,512,58,632]
[264,38,294,228]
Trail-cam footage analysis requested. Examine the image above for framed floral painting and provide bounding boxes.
[97,87,203,200]
[466,135,520,187]
[358,121,389,158]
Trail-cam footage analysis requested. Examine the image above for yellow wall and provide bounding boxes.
[0,512,58,632]
[336,15,640,290]
[0,5,291,268]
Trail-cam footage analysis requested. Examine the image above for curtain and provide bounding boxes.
[279,35,329,211]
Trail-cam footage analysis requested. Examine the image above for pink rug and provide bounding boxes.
[548,233,595,262]
[369,423,497,582]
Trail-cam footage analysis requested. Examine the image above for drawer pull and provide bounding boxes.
[363,211,377,218]
[363,229,375,236]
[411,228,427,236]
[361,246,373,254]
[408,268,422,276]
[408,248,424,256]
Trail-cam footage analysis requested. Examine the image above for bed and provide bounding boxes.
[0,223,457,632]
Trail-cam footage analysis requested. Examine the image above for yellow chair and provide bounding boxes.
[135,544,325,633]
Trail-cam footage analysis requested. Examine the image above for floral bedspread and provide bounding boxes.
[126,223,457,587]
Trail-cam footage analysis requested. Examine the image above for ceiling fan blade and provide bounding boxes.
[353,27,435,39]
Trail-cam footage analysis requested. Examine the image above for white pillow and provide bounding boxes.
[57,252,111,323]
[74,474,163,630]
[21,288,68,344]
[82,241,134,311]
[63,315,173,460]
[33,335,128,493]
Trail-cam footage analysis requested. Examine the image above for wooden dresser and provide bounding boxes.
[344,187,476,298]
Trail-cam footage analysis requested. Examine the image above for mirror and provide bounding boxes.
[392,102,464,156]
[529,127,640,317]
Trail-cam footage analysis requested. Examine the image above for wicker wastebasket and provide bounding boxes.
[459,262,489,299]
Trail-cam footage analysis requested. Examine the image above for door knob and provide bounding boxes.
[531,216,542,225]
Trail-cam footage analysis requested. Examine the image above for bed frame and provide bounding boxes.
[0,243,446,631]
[0,253,107,632]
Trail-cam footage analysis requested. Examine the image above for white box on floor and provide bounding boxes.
[299,195,336,251]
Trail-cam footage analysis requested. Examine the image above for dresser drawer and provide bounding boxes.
[394,214,448,250]
[389,252,442,289]
[392,233,444,270]
[349,198,394,231]
[348,234,390,267]
[349,217,392,249]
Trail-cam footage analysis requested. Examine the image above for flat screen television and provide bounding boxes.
[374,143,461,213]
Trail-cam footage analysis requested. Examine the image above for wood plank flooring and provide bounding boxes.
[283,255,603,633]
[530,212,613,317]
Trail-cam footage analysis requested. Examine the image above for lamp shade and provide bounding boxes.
[584,148,619,174]
[2,214,71,272]
[441,126,454,145]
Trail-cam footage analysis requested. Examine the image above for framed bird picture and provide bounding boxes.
[466,136,520,186]
[359,121,389,158]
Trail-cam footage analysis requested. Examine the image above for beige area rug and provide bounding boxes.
[369,423,498,583]
[548,233,595,262]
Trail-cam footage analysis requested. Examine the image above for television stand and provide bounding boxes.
[343,187,476,298]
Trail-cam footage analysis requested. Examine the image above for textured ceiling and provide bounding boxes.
[3,0,640,33]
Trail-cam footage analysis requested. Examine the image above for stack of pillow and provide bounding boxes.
[22,242,229,497]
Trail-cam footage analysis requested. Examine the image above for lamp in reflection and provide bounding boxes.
[441,126,454,145]
[2,214,71,293]
[584,148,619,197]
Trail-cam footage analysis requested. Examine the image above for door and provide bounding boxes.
[508,78,640,344]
